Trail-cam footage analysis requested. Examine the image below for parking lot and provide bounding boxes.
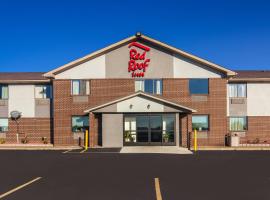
[0,150,270,200]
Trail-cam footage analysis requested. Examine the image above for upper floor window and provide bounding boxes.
[35,85,52,99]
[0,84,8,100]
[229,84,246,98]
[189,79,209,95]
[230,117,247,131]
[192,115,209,131]
[135,79,162,95]
[72,80,90,96]
[0,118,8,132]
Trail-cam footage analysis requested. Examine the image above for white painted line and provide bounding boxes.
[80,149,87,153]
[66,152,120,154]
[0,177,42,199]
[154,178,163,200]
[62,149,73,154]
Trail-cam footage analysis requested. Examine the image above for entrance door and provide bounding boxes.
[149,115,162,145]
[124,114,175,146]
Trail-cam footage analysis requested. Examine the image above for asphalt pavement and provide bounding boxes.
[0,150,270,200]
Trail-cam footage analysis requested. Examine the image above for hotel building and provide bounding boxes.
[0,33,270,148]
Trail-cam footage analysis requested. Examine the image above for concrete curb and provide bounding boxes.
[0,145,82,150]
[191,147,270,151]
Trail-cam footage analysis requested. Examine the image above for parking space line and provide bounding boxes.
[62,149,73,154]
[154,178,163,200]
[0,177,42,199]
[80,149,87,153]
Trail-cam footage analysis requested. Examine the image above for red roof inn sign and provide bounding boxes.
[128,42,151,77]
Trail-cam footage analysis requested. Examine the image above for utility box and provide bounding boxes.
[230,135,240,147]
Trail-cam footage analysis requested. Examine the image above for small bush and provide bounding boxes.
[0,138,5,144]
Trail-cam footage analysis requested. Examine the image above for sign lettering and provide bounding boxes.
[128,42,151,77]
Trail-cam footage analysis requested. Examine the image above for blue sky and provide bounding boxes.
[0,0,269,72]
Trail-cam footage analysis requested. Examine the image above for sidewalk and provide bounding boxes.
[191,146,270,151]
[120,146,192,154]
[0,144,81,150]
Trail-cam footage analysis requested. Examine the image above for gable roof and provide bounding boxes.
[84,91,197,113]
[44,33,236,78]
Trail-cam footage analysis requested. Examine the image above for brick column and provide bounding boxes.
[180,113,192,147]
[89,112,98,147]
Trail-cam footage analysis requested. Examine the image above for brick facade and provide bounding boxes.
[53,78,228,147]
[239,116,270,144]
[163,78,228,146]
[4,118,51,144]
[53,79,134,146]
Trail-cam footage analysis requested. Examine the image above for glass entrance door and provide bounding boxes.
[124,114,175,146]
[149,115,162,145]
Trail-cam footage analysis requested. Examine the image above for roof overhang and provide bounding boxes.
[84,91,197,113]
[228,78,270,83]
[44,33,236,78]
[0,80,51,84]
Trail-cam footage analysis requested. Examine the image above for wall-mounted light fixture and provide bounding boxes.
[147,104,151,109]
[129,104,133,109]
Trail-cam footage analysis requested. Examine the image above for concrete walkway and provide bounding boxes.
[120,146,193,154]
[0,144,81,150]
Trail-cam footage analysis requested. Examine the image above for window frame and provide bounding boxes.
[0,84,9,100]
[0,118,8,132]
[134,79,163,95]
[229,83,247,98]
[71,115,89,133]
[35,85,52,99]
[192,115,210,131]
[229,116,248,132]
[189,78,209,95]
[71,80,90,96]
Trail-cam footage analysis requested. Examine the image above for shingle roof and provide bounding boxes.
[0,72,47,81]
[234,70,270,79]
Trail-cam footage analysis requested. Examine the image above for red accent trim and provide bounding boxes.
[128,42,150,51]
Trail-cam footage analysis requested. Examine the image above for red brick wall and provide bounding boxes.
[4,118,51,144]
[239,116,270,144]
[53,78,228,147]
[163,78,228,146]
[53,79,134,146]
[179,114,192,147]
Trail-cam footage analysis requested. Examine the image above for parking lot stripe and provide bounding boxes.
[63,149,72,154]
[0,177,42,199]
[80,149,87,153]
[154,178,163,200]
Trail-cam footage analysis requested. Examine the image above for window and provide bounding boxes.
[192,115,209,131]
[35,85,52,99]
[0,85,8,99]
[71,80,90,95]
[72,116,89,132]
[135,79,162,94]
[189,79,209,94]
[124,117,137,142]
[162,115,175,143]
[0,118,8,132]
[230,117,247,131]
[229,84,246,97]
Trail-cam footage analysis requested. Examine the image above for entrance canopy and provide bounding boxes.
[84,91,196,113]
